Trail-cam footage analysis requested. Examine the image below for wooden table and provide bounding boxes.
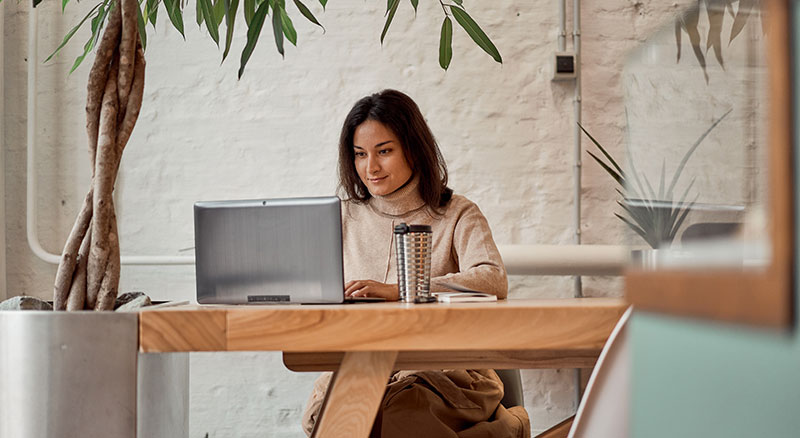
[139,298,627,438]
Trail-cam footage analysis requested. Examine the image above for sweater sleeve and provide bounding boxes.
[431,201,508,299]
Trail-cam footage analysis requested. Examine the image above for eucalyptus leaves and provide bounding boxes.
[43,0,502,77]
[676,0,762,83]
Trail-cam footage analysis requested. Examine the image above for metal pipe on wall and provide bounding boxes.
[558,0,566,52]
[0,0,7,300]
[572,0,583,299]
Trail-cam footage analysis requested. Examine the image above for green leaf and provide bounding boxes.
[679,7,708,83]
[33,0,43,8]
[668,177,696,234]
[665,108,731,197]
[146,0,158,26]
[163,0,186,38]
[618,201,654,235]
[271,0,285,56]
[136,0,148,50]
[197,0,204,26]
[706,1,724,67]
[578,123,625,178]
[280,7,297,45]
[641,172,658,202]
[452,0,462,5]
[381,0,399,44]
[669,196,698,243]
[450,6,502,64]
[410,0,417,13]
[238,0,269,78]
[318,0,326,9]
[200,0,220,45]
[45,2,103,63]
[69,2,110,73]
[244,0,255,26]
[625,149,652,213]
[730,0,756,43]
[222,0,240,61]
[213,0,226,26]
[438,16,452,70]
[615,213,657,249]
[587,150,625,187]
[62,0,70,12]
[293,0,323,31]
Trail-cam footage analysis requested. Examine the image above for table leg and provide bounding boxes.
[312,351,398,438]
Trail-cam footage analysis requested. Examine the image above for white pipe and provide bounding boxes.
[558,0,566,52]
[26,8,193,266]
[499,244,627,276]
[25,4,58,264]
[571,0,584,410]
[572,0,583,298]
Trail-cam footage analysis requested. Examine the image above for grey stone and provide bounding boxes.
[0,296,53,311]
[114,291,148,310]
[115,294,152,312]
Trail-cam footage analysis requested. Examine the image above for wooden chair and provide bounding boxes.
[536,306,633,438]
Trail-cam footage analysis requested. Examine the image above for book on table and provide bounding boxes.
[433,282,498,303]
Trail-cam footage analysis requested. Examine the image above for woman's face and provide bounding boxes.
[353,119,413,197]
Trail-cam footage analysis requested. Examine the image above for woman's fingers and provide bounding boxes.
[345,280,399,300]
[345,280,372,296]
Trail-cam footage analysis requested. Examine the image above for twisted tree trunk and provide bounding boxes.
[53,0,145,311]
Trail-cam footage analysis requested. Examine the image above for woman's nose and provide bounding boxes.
[367,155,380,173]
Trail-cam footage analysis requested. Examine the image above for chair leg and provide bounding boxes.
[535,415,575,438]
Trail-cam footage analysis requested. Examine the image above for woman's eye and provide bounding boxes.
[354,152,366,158]
[378,149,390,155]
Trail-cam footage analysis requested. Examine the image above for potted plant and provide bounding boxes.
[579,108,731,250]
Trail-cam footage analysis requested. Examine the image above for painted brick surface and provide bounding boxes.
[3,1,696,435]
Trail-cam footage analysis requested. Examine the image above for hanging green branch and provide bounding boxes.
[32,0,503,78]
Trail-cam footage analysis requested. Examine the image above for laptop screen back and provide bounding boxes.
[194,196,344,304]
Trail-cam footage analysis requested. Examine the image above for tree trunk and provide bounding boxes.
[54,0,145,311]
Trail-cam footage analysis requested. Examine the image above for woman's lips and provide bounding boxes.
[368,176,387,183]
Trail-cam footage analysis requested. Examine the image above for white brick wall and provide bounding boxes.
[3,1,695,435]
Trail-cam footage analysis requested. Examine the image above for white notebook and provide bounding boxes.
[434,282,498,303]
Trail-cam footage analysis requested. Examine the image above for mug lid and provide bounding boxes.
[394,223,432,234]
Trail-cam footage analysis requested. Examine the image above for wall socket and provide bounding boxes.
[553,52,576,81]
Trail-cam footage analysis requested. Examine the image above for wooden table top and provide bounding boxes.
[139,298,628,354]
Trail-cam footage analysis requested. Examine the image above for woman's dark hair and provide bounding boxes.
[338,89,453,209]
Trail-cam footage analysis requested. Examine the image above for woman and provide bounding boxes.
[302,90,530,438]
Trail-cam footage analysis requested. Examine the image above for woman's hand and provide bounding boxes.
[345,280,399,301]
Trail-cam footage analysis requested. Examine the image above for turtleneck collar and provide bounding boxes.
[368,176,426,217]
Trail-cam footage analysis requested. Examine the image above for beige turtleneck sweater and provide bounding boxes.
[342,177,508,298]
[302,180,530,438]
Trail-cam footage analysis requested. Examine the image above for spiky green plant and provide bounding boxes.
[579,108,731,249]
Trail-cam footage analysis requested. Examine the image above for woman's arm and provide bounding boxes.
[431,201,508,299]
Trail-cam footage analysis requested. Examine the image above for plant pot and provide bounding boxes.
[0,310,188,438]
[630,248,661,270]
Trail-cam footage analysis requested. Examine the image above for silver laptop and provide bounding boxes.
[194,196,346,304]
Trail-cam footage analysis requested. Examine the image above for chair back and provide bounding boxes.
[569,306,632,438]
[496,368,524,408]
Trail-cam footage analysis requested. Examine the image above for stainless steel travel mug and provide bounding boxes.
[394,223,433,303]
